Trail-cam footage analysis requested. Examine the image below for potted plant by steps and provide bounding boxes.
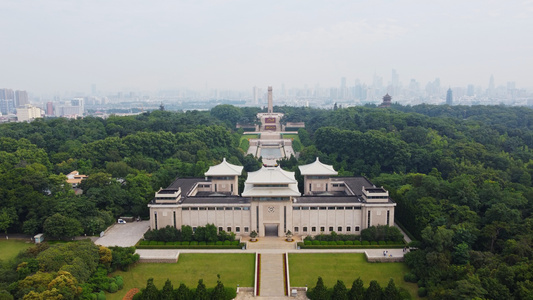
[286,230,293,242]
[250,230,258,242]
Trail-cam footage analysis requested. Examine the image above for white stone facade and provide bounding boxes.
[148,158,396,237]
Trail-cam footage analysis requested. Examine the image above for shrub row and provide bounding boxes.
[139,240,239,246]
[136,243,245,250]
[305,240,402,246]
[297,242,405,249]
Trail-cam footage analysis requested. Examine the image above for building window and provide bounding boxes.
[310,207,318,210]
[236,227,240,233]
[182,207,190,210]
[243,207,250,210]
[387,210,390,226]
[244,227,249,233]
[293,206,301,210]
[302,207,310,210]
[191,207,198,210]
[225,207,232,210]
[216,207,224,210]
[346,226,351,232]
[320,226,325,232]
[303,227,308,232]
[154,212,158,230]
[227,226,232,232]
[338,226,342,232]
[319,207,327,210]
[355,226,360,231]
[329,226,334,232]
[234,207,242,210]
[311,227,316,232]
[328,207,335,210]
[208,207,215,210]
[218,227,223,232]
[294,227,299,232]
[173,211,176,228]
[199,207,206,210]
[368,211,371,227]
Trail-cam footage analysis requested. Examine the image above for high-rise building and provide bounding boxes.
[391,69,399,95]
[0,89,15,115]
[446,88,453,105]
[488,75,495,96]
[340,77,347,99]
[15,90,29,106]
[253,86,259,105]
[46,102,54,116]
[16,104,42,122]
[467,84,475,97]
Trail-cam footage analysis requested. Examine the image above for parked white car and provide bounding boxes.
[117,219,126,224]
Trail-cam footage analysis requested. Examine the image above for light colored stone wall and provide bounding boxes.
[303,176,331,194]
[211,178,239,195]
[251,201,293,237]
[150,206,179,230]
[362,205,395,229]
[290,206,363,235]
[150,202,394,237]
[181,206,252,234]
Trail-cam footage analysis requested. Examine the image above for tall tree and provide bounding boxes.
[348,278,364,300]
[310,277,328,300]
[383,279,400,300]
[331,280,348,300]
[141,278,160,300]
[160,279,174,300]
[364,280,382,300]
[194,279,209,300]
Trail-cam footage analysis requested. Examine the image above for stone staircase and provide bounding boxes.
[259,253,286,297]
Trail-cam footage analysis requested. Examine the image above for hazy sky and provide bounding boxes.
[1,0,532,94]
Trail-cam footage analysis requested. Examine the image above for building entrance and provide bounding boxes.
[264,224,279,236]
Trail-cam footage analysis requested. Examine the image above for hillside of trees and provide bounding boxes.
[1,104,533,298]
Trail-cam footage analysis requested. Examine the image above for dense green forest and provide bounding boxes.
[1,104,533,298]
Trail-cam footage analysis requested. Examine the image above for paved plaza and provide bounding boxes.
[94,221,150,247]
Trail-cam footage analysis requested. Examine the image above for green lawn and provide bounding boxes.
[0,239,32,261]
[281,134,303,152]
[239,134,259,152]
[289,253,418,298]
[107,253,255,300]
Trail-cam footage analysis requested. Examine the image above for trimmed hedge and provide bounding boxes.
[297,242,405,249]
[136,239,244,249]
[136,243,245,249]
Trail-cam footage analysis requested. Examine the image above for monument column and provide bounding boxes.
[268,86,273,113]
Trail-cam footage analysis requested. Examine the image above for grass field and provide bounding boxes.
[107,253,255,300]
[0,239,32,261]
[289,253,418,298]
[239,134,259,152]
[280,134,303,152]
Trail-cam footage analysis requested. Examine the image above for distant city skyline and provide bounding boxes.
[1,0,532,94]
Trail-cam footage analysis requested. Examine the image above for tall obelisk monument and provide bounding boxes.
[267,86,273,113]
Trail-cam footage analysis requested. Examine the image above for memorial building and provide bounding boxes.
[148,158,395,237]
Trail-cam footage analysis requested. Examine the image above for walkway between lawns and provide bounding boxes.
[259,254,285,297]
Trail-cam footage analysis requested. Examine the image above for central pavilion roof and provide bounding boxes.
[242,166,300,197]
[298,157,338,176]
[245,166,297,184]
[204,158,243,176]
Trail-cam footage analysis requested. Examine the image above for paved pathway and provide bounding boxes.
[95,221,150,247]
[259,254,285,297]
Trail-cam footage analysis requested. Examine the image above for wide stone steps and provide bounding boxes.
[259,253,286,297]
